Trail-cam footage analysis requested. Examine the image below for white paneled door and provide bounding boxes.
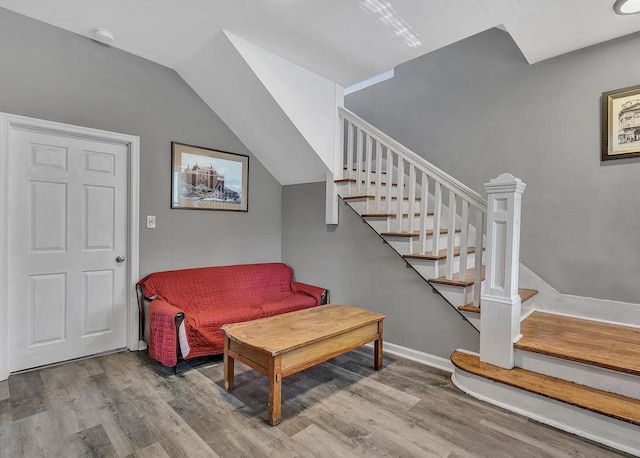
[7,127,129,372]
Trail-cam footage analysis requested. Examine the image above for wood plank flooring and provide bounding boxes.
[0,349,630,457]
[516,311,640,376]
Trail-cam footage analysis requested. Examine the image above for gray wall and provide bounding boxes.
[0,8,282,276]
[346,28,640,304]
[282,182,480,357]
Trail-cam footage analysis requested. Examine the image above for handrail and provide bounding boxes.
[339,106,487,211]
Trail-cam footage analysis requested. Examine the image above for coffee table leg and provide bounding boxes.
[268,355,282,425]
[374,320,383,371]
[223,336,234,391]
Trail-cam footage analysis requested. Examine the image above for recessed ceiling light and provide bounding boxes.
[94,28,116,43]
[614,0,640,15]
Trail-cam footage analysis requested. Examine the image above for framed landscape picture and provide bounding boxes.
[602,84,640,161]
[171,142,249,211]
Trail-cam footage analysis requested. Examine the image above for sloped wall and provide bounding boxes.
[346,28,640,304]
[0,8,282,276]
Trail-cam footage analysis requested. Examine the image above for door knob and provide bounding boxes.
[116,255,125,263]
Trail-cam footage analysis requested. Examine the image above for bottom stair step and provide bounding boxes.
[516,311,640,377]
[451,351,640,427]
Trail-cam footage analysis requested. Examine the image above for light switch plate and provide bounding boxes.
[146,215,156,228]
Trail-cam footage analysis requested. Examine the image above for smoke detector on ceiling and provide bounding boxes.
[94,28,116,43]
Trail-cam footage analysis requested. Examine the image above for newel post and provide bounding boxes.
[480,173,526,369]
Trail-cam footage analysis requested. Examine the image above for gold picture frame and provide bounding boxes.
[171,142,249,211]
[602,84,640,161]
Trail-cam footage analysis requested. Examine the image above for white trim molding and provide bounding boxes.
[366,341,454,373]
[0,113,140,381]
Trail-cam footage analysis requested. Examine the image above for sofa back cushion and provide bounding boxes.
[139,263,294,309]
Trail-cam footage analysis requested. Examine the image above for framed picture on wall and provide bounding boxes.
[171,142,249,211]
[602,84,640,161]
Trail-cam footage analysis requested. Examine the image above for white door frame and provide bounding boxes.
[0,113,140,381]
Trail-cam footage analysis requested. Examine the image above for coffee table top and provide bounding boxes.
[221,304,384,356]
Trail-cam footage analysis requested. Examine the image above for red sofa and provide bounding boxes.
[137,263,328,368]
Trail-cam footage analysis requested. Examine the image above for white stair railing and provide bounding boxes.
[339,107,487,306]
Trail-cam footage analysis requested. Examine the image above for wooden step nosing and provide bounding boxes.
[451,351,640,427]
[513,344,640,378]
[381,228,462,238]
[404,247,477,261]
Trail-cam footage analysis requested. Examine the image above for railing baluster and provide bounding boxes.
[346,122,354,181]
[432,182,442,255]
[365,134,373,197]
[418,173,429,254]
[375,140,382,213]
[385,149,393,215]
[445,190,457,280]
[338,115,345,181]
[474,209,484,308]
[356,128,363,193]
[458,200,470,282]
[408,164,416,235]
[396,157,405,232]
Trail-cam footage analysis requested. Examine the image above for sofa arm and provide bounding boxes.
[292,282,328,305]
[149,299,185,367]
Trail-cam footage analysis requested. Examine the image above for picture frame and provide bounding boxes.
[171,142,249,211]
[601,84,640,161]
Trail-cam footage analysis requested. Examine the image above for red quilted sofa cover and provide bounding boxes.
[137,263,327,367]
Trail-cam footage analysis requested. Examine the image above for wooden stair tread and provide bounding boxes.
[343,167,386,174]
[381,229,461,238]
[451,351,640,426]
[342,195,375,200]
[457,288,538,313]
[404,247,477,261]
[515,311,640,377]
[342,195,422,201]
[361,212,433,218]
[429,266,485,287]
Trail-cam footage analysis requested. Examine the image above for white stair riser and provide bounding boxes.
[364,216,434,233]
[384,233,462,256]
[406,258,438,280]
[431,282,480,308]
[343,198,422,215]
[405,252,479,276]
[452,367,640,457]
[406,252,480,280]
[433,252,479,278]
[458,311,481,331]
[514,350,640,401]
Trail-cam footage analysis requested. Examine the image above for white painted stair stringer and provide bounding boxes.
[452,356,640,457]
[515,349,640,401]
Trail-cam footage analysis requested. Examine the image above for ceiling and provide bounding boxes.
[1,0,640,87]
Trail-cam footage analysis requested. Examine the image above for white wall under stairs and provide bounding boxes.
[177,30,343,185]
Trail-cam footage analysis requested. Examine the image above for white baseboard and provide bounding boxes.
[366,341,454,372]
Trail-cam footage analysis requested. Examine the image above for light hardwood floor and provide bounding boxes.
[0,349,630,457]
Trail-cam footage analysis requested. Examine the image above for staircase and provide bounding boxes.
[334,106,640,456]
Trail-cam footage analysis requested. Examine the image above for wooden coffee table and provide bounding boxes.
[221,304,385,425]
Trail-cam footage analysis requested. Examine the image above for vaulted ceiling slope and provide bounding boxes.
[1,0,640,86]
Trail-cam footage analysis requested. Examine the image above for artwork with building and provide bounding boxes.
[171,142,249,211]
